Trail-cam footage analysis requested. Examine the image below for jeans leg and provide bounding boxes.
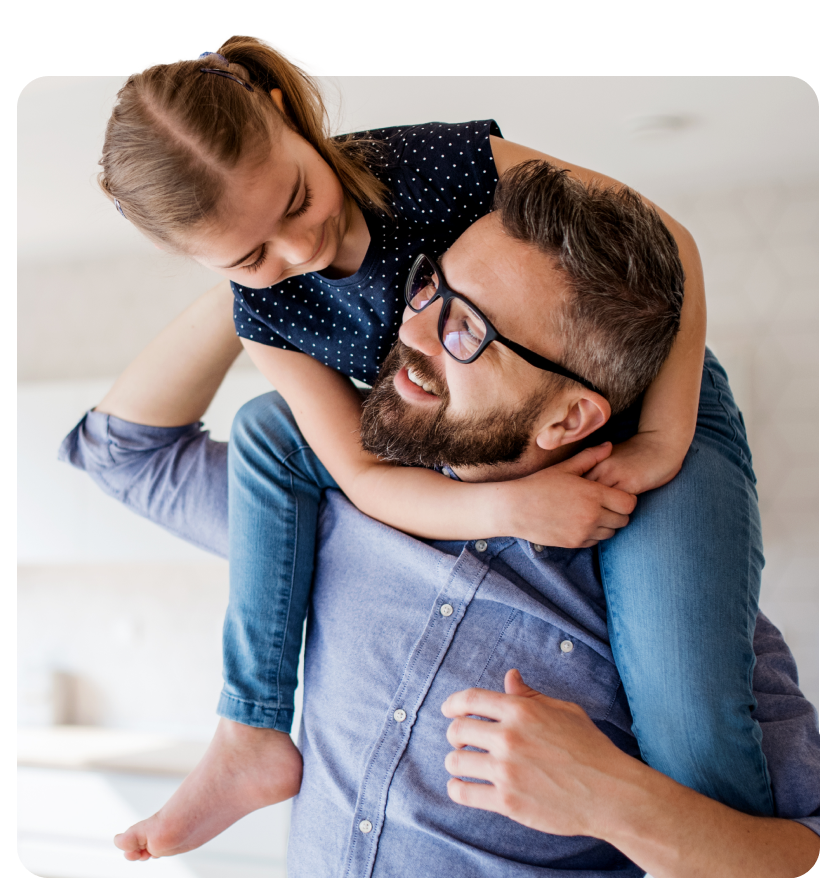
[598,350,774,815]
[218,391,338,732]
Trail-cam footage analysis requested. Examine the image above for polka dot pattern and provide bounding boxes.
[232,120,501,385]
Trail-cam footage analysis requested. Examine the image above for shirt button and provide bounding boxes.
[560,640,574,653]
[475,539,488,552]
[359,819,373,834]
[393,708,407,722]
[440,603,454,617]
[532,544,544,553]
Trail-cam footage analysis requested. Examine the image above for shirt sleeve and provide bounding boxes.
[752,612,820,833]
[232,281,302,352]
[58,410,229,559]
[390,120,502,231]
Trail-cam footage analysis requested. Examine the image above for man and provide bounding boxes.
[276,164,820,877]
[62,164,820,876]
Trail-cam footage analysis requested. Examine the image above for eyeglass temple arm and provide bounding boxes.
[498,336,605,397]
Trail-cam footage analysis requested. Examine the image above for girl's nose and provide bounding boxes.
[279,227,320,267]
[399,300,443,358]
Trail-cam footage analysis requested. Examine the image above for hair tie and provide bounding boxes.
[115,199,126,218]
[199,67,253,92]
[198,52,253,92]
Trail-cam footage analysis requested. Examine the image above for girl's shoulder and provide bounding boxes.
[339,120,502,171]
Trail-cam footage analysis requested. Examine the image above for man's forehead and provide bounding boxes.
[439,215,567,334]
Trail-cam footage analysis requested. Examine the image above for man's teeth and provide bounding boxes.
[407,367,436,394]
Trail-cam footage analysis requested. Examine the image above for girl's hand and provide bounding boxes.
[584,432,687,496]
[497,443,637,549]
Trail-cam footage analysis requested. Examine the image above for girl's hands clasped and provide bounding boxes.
[585,431,688,496]
[496,442,637,549]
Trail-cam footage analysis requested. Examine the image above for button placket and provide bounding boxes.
[341,547,490,878]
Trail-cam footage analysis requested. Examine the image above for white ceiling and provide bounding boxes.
[18,76,818,267]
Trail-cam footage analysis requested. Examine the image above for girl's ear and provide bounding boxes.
[270,88,286,115]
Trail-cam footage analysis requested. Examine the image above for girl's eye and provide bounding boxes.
[290,184,313,218]
[244,245,268,274]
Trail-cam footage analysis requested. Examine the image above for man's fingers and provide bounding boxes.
[446,715,499,751]
[442,687,509,721]
[447,777,503,813]
[444,747,493,781]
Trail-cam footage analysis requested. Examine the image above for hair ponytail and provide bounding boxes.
[99,36,390,249]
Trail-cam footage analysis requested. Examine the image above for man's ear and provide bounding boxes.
[534,393,610,452]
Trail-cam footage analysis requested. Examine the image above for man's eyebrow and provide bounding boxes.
[217,172,302,269]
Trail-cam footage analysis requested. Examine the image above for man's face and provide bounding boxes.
[360,213,574,476]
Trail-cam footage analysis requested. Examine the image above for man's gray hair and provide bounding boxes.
[493,161,685,413]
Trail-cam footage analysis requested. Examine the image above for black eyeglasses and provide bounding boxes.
[404,253,604,397]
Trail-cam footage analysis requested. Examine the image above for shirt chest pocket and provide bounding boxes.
[473,609,621,722]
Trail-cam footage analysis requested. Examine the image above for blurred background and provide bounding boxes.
[18,76,818,877]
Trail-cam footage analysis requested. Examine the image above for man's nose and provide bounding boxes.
[399,300,443,357]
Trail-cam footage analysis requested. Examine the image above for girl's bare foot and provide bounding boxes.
[113,718,302,860]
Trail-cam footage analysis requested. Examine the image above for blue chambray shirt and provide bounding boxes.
[60,412,820,876]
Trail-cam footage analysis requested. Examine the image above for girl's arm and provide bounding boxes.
[241,339,636,546]
[96,279,243,426]
[490,137,706,495]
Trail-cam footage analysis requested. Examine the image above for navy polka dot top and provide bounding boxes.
[232,120,501,385]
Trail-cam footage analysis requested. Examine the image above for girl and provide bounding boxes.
[84,36,771,859]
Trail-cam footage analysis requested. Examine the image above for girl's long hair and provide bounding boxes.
[98,36,390,249]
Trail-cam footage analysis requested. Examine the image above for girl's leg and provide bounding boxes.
[219,390,338,731]
[115,391,337,859]
[599,349,774,816]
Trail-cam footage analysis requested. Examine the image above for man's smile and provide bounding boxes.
[407,367,438,395]
[393,366,441,404]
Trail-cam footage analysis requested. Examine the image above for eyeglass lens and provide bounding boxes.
[407,258,488,362]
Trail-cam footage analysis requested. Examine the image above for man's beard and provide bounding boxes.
[360,341,549,469]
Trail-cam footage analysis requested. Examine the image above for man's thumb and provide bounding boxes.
[504,668,542,699]
[555,442,612,477]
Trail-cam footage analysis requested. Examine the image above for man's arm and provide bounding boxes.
[442,669,819,878]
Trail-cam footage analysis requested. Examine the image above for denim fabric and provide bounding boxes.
[219,396,339,730]
[598,350,773,816]
[287,491,820,877]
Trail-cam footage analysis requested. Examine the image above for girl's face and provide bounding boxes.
[189,120,349,288]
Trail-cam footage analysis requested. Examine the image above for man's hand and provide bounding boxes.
[441,669,626,837]
[584,431,686,496]
[441,671,820,878]
[498,444,637,548]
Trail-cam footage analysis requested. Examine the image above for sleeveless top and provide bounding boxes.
[232,120,501,385]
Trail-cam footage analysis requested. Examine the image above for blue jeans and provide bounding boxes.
[220,349,773,816]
